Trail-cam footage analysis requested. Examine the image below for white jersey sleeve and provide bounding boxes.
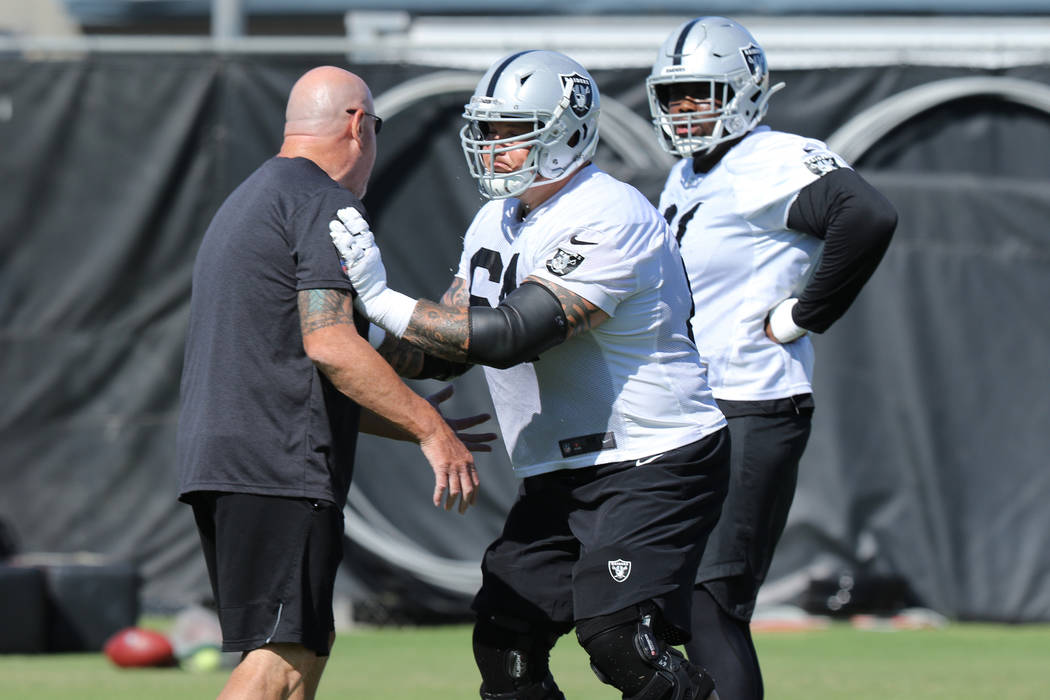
[726,130,850,220]
[526,224,636,315]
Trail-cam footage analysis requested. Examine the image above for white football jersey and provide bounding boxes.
[457,164,725,478]
[659,127,850,401]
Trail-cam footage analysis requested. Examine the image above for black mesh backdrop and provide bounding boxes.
[1,54,1048,621]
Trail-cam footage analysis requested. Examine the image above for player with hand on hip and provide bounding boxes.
[332,50,729,700]
[647,17,898,700]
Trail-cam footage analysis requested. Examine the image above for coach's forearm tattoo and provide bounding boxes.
[298,289,355,336]
[403,299,471,362]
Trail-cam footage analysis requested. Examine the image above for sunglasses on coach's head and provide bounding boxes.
[346,108,383,135]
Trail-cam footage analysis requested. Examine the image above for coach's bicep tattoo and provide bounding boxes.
[526,276,608,337]
[298,289,355,336]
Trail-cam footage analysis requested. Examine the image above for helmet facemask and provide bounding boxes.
[649,78,742,157]
[460,108,548,199]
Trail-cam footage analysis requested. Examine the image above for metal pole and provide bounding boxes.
[212,0,245,40]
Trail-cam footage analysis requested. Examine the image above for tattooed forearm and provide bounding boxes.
[525,276,608,337]
[298,289,355,336]
[397,275,601,362]
[440,277,471,307]
[376,335,426,377]
[402,298,471,362]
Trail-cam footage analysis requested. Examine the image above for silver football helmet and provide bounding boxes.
[647,17,785,157]
[461,50,601,199]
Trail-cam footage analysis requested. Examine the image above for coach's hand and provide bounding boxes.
[419,417,481,515]
[329,207,416,338]
[425,384,497,454]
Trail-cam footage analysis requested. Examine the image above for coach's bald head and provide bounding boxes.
[279,66,378,197]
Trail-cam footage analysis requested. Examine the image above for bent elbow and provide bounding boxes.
[874,206,899,242]
[466,282,568,369]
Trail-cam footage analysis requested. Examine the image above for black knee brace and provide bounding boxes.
[576,603,717,700]
[473,613,568,700]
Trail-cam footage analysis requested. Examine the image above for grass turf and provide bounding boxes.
[1,622,1048,699]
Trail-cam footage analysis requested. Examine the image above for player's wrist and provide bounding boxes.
[767,298,807,343]
[361,288,416,338]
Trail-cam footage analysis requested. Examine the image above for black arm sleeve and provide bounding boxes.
[787,167,898,333]
[467,281,568,370]
[415,354,473,381]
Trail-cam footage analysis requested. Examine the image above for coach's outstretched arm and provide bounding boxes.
[299,287,480,513]
[330,207,608,370]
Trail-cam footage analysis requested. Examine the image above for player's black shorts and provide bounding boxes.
[696,399,813,621]
[188,492,344,656]
[473,428,730,643]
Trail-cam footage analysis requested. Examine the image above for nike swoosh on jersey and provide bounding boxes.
[635,453,665,466]
[569,234,598,245]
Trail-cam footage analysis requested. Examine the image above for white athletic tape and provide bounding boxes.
[768,298,807,344]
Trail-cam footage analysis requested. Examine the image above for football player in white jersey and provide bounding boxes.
[647,17,898,700]
[331,50,729,700]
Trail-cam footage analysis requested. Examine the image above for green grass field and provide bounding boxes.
[1,622,1048,699]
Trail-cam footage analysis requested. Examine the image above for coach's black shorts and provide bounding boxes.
[188,492,344,656]
[696,398,813,621]
[473,428,729,643]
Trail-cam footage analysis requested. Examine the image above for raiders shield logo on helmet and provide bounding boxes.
[740,44,766,83]
[608,559,632,583]
[546,248,584,276]
[560,73,593,117]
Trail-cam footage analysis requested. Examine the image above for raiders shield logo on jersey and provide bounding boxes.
[803,152,841,176]
[608,559,632,583]
[546,248,584,276]
[560,73,593,117]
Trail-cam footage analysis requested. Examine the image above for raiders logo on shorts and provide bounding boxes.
[546,248,584,276]
[608,559,632,583]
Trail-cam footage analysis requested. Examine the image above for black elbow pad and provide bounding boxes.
[467,282,568,369]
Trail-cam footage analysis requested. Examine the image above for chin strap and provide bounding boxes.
[755,81,786,118]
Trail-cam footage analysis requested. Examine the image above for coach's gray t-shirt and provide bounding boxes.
[176,157,368,505]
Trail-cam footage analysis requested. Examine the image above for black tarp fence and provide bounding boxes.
[2,53,1049,622]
